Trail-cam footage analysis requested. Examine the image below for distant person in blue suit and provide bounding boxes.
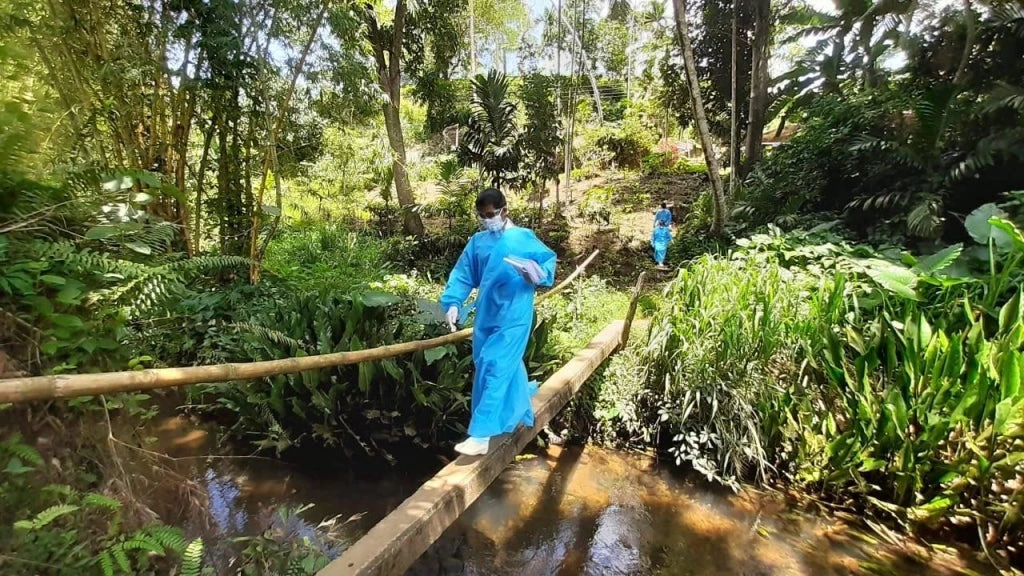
[440,188,557,456]
[654,202,672,228]
[652,202,672,266]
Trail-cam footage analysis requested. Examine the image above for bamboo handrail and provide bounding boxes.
[0,251,599,404]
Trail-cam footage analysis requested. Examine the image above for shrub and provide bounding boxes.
[595,126,652,169]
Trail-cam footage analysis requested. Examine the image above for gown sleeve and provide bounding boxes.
[534,243,556,288]
[518,231,557,288]
[440,235,478,310]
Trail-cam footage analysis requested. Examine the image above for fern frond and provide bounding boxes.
[1,434,43,466]
[232,321,311,353]
[143,524,187,553]
[14,504,80,530]
[120,533,166,555]
[98,550,115,576]
[162,255,250,279]
[181,538,204,576]
[110,543,131,573]
[82,493,122,512]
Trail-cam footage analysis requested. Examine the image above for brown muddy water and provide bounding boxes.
[147,413,998,576]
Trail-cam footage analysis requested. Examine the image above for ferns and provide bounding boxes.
[1,433,44,466]
[230,321,310,353]
[181,539,205,576]
[13,504,80,530]
[81,493,122,512]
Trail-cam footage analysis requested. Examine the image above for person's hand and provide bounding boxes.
[445,306,459,332]
[518,260,545,285]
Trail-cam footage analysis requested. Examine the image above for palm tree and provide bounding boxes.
[458,70,524,189]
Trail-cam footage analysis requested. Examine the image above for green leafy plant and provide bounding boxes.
[458,70,523,189]
[0,434,192,575]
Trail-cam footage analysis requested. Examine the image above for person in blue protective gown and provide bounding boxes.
[654,202,672,228]
[440,188,557,456]
[652,202,672,266]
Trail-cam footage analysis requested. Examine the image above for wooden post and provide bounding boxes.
[318,321,627,576]
[619,271,646,352]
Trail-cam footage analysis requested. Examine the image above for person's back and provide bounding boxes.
[654,202,672,228]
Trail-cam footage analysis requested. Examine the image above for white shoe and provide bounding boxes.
[454,436,490,456]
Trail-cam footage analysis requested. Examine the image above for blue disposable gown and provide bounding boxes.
[652,225,672,265]
[440,226,557,438]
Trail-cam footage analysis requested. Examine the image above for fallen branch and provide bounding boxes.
[0,251,599,404]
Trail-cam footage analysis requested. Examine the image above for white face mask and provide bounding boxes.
[482,216,504,232]
[480,209,505,232]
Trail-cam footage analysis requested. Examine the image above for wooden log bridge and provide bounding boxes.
[319,319,632,576]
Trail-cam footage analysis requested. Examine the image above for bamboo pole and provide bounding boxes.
[0,251,599,404]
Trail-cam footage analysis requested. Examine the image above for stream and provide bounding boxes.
[144,411,997,576]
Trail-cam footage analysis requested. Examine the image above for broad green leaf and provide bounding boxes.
[359,291,401,308]
[136,171,162,188]
[50,314,84,328]
[424,346,448,365]
[85,225,120,240]
[994,398,1016,435]
[56,286,83,304]
[989,218,1024,252]
[965,203,1009,245]
[125,241,152,255]
[858,259,918,300]
[909,496,953,525]
[999,350,1021,401]
[27,295,53,316]
[40,275,66,287]
[914,244,962,275]
[998,289,1022,336]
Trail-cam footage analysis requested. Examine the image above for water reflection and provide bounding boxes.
[144,413,994,576]
[454,445,994,576]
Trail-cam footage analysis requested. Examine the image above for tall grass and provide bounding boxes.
[597,211,1024,559]
[644,255,818,487]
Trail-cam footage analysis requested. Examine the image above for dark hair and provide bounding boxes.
[476,187,507,211]
[660,202,667,209]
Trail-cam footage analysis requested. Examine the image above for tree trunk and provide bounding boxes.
[469,0,477,76]
[193,121,215,249]
[554,0,563,208]
[557,10,603,123]
[365,0,425,236]
[249,2,328,283]
[728,0,739,203]
[742,0,771,177]
[672,0,727,236]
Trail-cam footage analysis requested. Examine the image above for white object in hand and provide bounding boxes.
[445,306,459,332]
[504,256,544,285]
